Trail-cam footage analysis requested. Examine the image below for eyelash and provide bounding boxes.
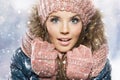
[50,17,80,24]
[50,17,59,23]
[71,17,80,24]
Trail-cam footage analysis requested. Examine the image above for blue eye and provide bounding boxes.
[71,17,80,24]
[50,17,59,23]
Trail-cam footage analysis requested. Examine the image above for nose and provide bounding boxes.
[60,22,69,35]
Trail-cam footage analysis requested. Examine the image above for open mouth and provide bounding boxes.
[57,38,72,46]
[58,38,71,41]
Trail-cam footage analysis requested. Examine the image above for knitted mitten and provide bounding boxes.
[66,45,93,80]
[31,38,58,78]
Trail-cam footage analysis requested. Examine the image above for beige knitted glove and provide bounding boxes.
[31,38,58,78]
[66,45,93,80]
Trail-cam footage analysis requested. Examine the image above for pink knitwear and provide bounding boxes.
[37,0,96,26]
[21,33,108,79]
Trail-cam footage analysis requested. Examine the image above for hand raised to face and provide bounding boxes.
[66,45,93,80]
[31,38,59,78]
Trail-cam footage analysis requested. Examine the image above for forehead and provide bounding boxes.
[48,11,80,18]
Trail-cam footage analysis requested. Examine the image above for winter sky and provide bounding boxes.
[0,0,120,80]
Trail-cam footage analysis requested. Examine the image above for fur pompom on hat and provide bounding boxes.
[37,0,96,26]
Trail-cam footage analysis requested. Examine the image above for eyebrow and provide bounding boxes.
[48,14,80,19]
[49,15,59,18]
[70,14,81,19]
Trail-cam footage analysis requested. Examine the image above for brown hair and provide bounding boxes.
[27,5,107,52]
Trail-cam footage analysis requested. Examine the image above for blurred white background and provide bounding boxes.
[0,0,120,80]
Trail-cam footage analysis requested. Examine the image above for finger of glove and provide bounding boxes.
[66,64,91,79]
[66,46,92,79]
[67,45,92,59]
[39,50,58,60]
[78,45,92,58]
[66,48,92,79]
[31,39,56,60]
[67,46,92,64]
[33,49,58,60]
[41,41,55,52]
[31,59,57,77]
[66,61,92,79]
[67,50,92,72]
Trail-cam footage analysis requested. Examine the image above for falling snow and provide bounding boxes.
[0,0,120,80]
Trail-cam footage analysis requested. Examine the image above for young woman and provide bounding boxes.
[10,0,111,80]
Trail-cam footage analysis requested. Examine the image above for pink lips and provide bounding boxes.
[57,38,71,46]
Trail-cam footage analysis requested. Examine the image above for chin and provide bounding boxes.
[56,47,72,53]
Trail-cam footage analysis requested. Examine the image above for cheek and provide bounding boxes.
[71,25,82,38]
[46,26,58,41]
[46,22,61,36]
[72,30,81,44]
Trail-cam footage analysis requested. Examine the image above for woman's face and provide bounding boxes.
[45,11,83,53]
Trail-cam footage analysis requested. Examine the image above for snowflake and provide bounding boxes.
[18,10,21,14]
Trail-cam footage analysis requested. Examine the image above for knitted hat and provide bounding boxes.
[37,0,96,26]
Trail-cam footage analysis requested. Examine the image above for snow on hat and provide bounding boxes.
[37,0,96,26]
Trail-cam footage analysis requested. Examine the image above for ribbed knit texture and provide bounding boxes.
[21,33,108,80]
[37,0,96,26]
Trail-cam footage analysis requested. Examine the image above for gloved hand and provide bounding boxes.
[66,45,93,80]
[91,44,108,77]
[31,38,58,78]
